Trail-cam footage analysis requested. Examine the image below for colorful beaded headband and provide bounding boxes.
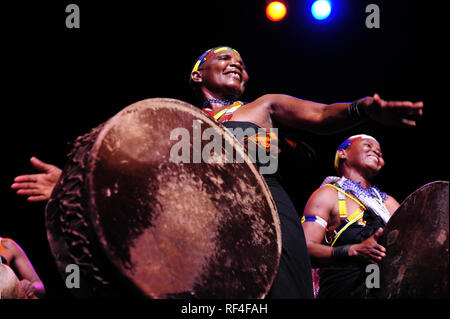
[192,46,240,73]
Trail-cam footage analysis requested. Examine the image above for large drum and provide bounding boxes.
[372,181,449,298]
[45,98,281,298]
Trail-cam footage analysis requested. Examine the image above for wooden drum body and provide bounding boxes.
[46,98,281,298]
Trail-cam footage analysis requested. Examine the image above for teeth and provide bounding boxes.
[226,72,241,80]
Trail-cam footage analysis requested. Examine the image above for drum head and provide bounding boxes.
[48,98,281,298]
[0,264,27,299]
[373,181,449,298]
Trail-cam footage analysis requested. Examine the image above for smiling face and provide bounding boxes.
[190,48,249,100]
[339,137,385,178]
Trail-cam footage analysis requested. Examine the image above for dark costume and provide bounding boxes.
[317,182,386,299]
[221,120,314,299]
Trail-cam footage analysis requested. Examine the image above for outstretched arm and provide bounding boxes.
[266,93,423,134]
[11,157,62,202]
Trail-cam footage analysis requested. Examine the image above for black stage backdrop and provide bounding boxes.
[1,0,448,305]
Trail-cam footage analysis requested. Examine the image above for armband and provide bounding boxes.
[301,215,327,229]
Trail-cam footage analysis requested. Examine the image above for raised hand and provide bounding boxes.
[11,157,62,202]
[361,93,424,127]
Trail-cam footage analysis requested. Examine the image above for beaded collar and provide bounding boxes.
[340,178,387,203]
[202,99,244,108]
[321,176,391,224]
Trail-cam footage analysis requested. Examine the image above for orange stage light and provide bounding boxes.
[266,1,287,22]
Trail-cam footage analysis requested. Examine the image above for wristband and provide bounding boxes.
[332,244,350,260]
[348,100,367,120]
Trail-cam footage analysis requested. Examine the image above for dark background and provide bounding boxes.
[1,0,448,300]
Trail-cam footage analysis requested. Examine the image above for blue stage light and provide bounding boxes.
[311,0,331,20]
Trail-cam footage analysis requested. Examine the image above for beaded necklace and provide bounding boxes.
[202,99,238,108]
[340,178,387,203]
[202,99,246,122]
[321,176,391,224]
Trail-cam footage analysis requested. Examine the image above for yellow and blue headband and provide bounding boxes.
[334,134,378,171]
[192,46,240,73]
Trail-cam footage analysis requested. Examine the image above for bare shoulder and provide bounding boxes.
[385,194,401,215]
[232,94,281,127]
[251,94,287,106]
[1,238,20,251]
[241,94,273,110]
[311,184,338,199]
[305,185,338,209]
[242,94,290,110]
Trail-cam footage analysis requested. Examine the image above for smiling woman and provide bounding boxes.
[334,134,385,180]
[301,134,400,298]
[190,46,249,102]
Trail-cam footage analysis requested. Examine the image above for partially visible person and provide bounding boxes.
[0,262,27,299]
[0,237,46,299]
[302,134,400,298]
